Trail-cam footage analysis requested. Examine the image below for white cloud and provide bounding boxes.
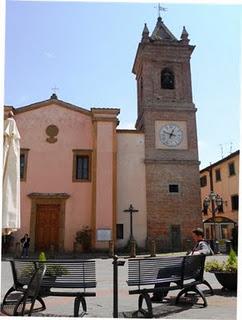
[44,52,55,59]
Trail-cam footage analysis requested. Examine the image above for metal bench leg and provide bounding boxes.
[35,296,46,312]
[175,286,207,308]
[28,299,35,316]
[13,295,25,316]
[192,286,208,307]
[135,292,153,318]
[2,287,46,313]
[74,295,87,317]
[175,288,187,305]
[202,280,214,295]
[2,286,15,306]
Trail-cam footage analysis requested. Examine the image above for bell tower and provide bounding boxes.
[133,17,202,252]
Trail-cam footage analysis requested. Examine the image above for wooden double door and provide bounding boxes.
[35,204,60,252]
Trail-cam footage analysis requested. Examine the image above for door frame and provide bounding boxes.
[28,193,70,253]
[170,224,181,252]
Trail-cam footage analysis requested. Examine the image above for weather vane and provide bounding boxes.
[155,3,167,18]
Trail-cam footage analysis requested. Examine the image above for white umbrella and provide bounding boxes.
[2,113,21,235]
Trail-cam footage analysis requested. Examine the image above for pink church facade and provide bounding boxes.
[5,98,147,253]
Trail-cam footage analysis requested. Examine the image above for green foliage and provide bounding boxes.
[21,265,35,279]
[225,249,237,272]
[21,264,68,278]
[45,265,68,277]
[205,249,237,273]
[75,226,92,250]
[39,252,47,261]
[38,252,67,276]
[21,252,68,279]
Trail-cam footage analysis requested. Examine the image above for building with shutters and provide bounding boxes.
[200,150,239,241]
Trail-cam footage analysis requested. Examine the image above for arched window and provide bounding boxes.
[161,68,175,89]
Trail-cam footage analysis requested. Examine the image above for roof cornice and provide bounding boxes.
[10,98,92,116]
[200,150,240,173]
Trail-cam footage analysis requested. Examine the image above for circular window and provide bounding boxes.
[46,125,59,143]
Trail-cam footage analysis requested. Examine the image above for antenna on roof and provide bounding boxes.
[219,144,224,159]
[230,142,233,154]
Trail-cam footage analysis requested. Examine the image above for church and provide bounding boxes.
[5,16,202,254]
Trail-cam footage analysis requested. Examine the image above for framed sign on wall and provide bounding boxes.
[96,229,112,241]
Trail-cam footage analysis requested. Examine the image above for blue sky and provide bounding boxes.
[4,0,241,169]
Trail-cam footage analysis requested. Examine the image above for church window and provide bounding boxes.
[73,150,92,182]
[161,68,175,89]
[116,224,124,239]
[169,184,179,193]
[20,149,29,181]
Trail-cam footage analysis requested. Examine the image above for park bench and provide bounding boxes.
[127,254,208,318]
[1,265,46,316]
[2,259,96,317]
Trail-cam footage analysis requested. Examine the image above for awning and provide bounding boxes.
[2,115,21,235]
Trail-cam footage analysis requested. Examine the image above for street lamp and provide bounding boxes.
[203,191,223,251]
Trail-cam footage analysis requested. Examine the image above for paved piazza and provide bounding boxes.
[1,254,237,318]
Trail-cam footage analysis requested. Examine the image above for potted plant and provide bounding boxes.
[205,249,237,291]
[21,252,68,281]
[20,252,69,296]
[75,226,92,252]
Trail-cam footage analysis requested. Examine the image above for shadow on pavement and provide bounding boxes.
[204,288,237,297]
[120,295,205,318]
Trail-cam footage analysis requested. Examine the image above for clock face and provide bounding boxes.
[159,124,183,147]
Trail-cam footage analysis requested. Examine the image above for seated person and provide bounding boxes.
[187,227,212,256]
[151,227,212,302]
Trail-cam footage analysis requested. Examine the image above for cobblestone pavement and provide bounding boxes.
[1,254,237,319]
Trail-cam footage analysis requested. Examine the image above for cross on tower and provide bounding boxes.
[155,3,167,18]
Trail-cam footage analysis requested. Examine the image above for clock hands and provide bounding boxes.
[169,128,175,138]
[160,124,183,147]
[163,129,176,138]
